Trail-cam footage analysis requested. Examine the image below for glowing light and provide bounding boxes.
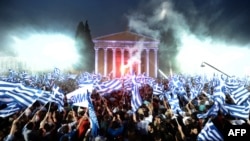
[11,33,80,72]
[159,8,167,20]
[120,64,126,76]
[176,34,250,78]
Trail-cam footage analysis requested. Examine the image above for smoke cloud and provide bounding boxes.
[126,0,250,76]
[1,0,250,76]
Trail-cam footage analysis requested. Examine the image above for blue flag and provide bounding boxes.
[86,91,99,137]
[131,73,142,112]
[197,120,223,141]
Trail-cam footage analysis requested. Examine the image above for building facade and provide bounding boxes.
[93,30,159,78]
[0,57,30,74]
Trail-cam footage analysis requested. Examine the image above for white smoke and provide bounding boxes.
[126,0,250,77]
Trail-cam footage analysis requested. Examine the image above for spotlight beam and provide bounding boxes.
[158,69,168,79]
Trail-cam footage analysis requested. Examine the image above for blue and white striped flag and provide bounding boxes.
[153,83,164,95]
[4,85,39,108]
[31,85,65,111]
[123,78,132,91]
[94,79,122,95]
[225,76,240,89]
[131,73,142,112]
[224,102,250,120]
[230,85,250,105]
[166,96,182,114]
[77,72,94,88]
[0,102,21,118]
[168,75,186,96]
[7,69,16,82]
[36,90,53,105]
[197,120,223,141]
[86,91,99,137]
[0,81,22,104]
[187,87,200,100]
[197,101,220,119]
[211,76,226,105]
[78,79,94,88]
[92,73,102,84]
[51,85,65,111]
[53,67,60,78]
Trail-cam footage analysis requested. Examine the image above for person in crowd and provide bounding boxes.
[57,110,78,141]
[3,118,19,141]
[22,109,46,141]
[1,72,250,141]
[132,102,153,141]
[107,113,124,141]
[75,107,91,141]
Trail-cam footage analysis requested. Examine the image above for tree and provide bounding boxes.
[74,20,95,72]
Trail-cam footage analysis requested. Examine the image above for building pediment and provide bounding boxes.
[93,30,158,42]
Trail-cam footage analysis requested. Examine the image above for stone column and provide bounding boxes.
[94,48,99,74]
[154,49,158,78]
[112,48,116,78]
[138,53,141,75]
[146,49,149,76]
[104,48,107,76]
[121,48,124,76]
[129,50,133,74]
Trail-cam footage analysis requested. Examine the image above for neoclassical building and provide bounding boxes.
[93,30,159,78]
[0,57,29,74]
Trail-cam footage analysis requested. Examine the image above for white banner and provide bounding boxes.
[66,84,93,107]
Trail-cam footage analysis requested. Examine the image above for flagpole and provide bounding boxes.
[17,109,26,120]
[201,62,231,77]
[121,76,126,105]
[47,102,52,112]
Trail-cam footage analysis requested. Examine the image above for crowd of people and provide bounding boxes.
[0,72,250,141]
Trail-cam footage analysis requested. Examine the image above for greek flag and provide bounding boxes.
[131,73,142,112]
[187,86,199,100]
[53,67,60,78]
[36,90,54,105]
[0,103,21,118]
[197,120,223,141]
[225,76,240,89]
[31,85,65,111]
[123,78,132,91]
[94,79,122,94]
[86,91,99,137]
[92,73,102,84]
[77,72,94,88]
[197,101,220,119]
[224,102,250,120]
[230,85,250,105]
[166,96,182,114]
[168,75,186,96]
[0,81,22,104]
[153,83,164,95]
[4,85,39,108]
[51,85,65,111]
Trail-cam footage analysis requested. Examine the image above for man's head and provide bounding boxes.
[77,107,87,116]
[26,121,35,130]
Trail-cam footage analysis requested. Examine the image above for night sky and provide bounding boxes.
[0,0,140,38]
[0,0,250,76]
